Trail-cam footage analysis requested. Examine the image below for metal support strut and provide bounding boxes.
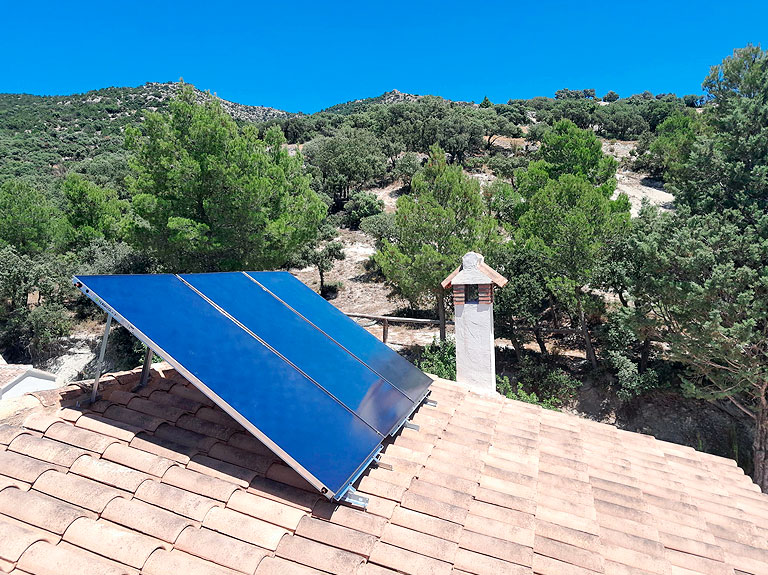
[133,347,153,392]
[90,315,112,403]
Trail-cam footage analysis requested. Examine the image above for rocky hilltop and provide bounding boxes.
[139,82,293,122]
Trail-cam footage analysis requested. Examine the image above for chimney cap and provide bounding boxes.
[441,252,508,289]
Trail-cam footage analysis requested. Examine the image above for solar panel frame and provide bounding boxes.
[71,273,400,500]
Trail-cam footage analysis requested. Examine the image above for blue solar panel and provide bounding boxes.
[73,272,432,500]
[247,272,433,403]
[74,274,388,495]
[179,272,414,436]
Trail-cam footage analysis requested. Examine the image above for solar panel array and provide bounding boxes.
[73,272,432,500]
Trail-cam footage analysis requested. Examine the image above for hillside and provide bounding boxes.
[320,89,480,115]
[320,89,422,115]
[0,82,291,189]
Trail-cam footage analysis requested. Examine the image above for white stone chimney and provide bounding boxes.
[441,252,507,394]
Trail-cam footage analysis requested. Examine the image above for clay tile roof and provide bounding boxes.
[0,363,765,575]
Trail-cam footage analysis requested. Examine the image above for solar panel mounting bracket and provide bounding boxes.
[425,398,438,407]
[340,487,369,509]
[403,421,420,431]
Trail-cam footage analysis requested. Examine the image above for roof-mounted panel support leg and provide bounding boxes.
[90,315,112,403]
[133,346,153,392]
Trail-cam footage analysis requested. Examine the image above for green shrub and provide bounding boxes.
[418,338,456,380]
[360,212,397,246]
[393,152,422,190]
[498,357,581,408]
[18,303,72,359]
[343,191,384,230]
[486,154,527,179]
[607,352,660,401]
[496,375,560,409]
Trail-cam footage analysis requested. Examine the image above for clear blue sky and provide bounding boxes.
[2,1,765,113]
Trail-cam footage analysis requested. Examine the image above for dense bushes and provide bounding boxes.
[342,191,384,229]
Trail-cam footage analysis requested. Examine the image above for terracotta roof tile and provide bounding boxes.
[400,490,468,524]
[101,497,192,543]
[22,413,62,434]
[0,476,28,492]
[474,486,536,515]
[33,470,127,513]
[126,396,187,422]
[312,499,388,537]
[358,475,408,502]
[154,423,224,453]
[295,515,377,557]
[277,534,366,574]
[188,454,257,488]
[255,556,325,575]
[464,513,534,547]
[148,388,205,413]
[381,522,459,562]
[598,539,668,575]
[468,500,534,529]
[103,405,165,432]
[163,465,239,502]
[454,548,529,575]
[203,507,288,550]
[175,526,269,574]
[102,389,136,406]
[0,424,30,446]
[665,547,733,575]
[70,454,150,491]
[0,515,57,563]
[532,552,601,575]
[351,492,397,519]
[17,540,136,575]
[249,476,321,512]
[391,506,463,543]
[45,422,117,453]
[226,490,302,531]
[369,541,452,575]
[179,413,239,441]
[74,413,140,442]
[136,479,220,521]
[143,548,242,575]
[0,368,765,575]
[533,534,602,572]
[0,451,65,483]
[8,434,89,467]
[102,442,177,477]
[0,487,94,534]
[357,563,402,575]
[168,383,216,407]
[208,442,273,474]
[62,517,165,569]
[135,432,200,463]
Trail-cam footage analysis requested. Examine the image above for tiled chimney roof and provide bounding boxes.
[0,364,765,575]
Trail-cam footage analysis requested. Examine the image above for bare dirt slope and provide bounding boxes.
[290,229,446,348]
[614,170,674,216]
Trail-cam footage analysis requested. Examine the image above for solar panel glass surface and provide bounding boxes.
[180,272,415,435]
[247,272,433,402]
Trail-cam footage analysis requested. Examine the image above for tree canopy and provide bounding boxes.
[126,85,325,272]
[376,145,496,338]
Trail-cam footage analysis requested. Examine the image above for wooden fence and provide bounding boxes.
[345,313,453,344]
